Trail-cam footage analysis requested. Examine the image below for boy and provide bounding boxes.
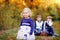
[34,15,44,35]
[44,16,55,36]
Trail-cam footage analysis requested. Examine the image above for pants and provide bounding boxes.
[46,26,54,36]
[34,28,42,34]
[17,26,35,40]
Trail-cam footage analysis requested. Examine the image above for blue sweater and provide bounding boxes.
[20,18,35,35]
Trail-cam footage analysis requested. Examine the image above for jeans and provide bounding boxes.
[45,27,54,36]
[34,29,42,35]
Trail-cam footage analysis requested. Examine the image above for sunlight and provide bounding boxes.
[55,0,60,4]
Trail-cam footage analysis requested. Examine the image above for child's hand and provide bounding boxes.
[36,30,38,32]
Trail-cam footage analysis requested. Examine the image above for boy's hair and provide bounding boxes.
[21,7,32,17]
[47,16,53,19]
[36,15,42,18]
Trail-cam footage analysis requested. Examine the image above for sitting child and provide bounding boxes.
[44,16,55,36]
[34,15,44,35]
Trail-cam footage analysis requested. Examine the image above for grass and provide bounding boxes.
[0,28,18,40]
[0,21,60,40]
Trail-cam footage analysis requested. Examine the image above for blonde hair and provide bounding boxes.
[21,8,32,17]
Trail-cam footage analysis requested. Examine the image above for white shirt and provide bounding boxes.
[36,21,43,29]
[43,21,53,31]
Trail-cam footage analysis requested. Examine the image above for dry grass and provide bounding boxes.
[36,36,60,40]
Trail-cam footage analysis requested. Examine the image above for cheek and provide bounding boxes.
[47,19,50,21]
[37,18,40,20]
[39,18,41,20]
[23,14,25,16]
[26,13,30,16]
[38,18,41,20]
[23,13,26,16]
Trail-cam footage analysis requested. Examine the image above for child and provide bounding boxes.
[17,8,35,40]
[34,15,44,35]
[44,16,55,36]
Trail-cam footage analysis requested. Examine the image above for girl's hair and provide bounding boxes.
[21,8,32,17]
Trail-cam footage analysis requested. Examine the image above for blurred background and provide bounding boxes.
[0,0,60,40]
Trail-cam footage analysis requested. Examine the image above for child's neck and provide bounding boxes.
[37,20,41,22]
[24,17,30,19]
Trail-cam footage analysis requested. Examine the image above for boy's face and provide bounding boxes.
[37,17,42,21]
[23,12,30,18]
[47,18,52,22]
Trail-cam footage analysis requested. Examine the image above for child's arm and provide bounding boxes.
[30,19,35,35]
[46,21,53,27]
[48,22,53,26]
[42,21,44,31]
[34,21,36,31]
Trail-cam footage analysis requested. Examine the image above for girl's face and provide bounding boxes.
[37,17,42,21]
[23,12,30,18]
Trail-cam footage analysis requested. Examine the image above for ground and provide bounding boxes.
[0,21,60,40]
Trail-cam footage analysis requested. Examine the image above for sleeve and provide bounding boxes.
[34,21,36,30]
[42,21,44,31]
[29,19,35,35]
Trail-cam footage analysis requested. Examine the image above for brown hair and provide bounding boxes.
[36,15,42,18]
[47,16,53,19]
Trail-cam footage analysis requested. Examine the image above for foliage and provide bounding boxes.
[0,0,60,30]
[0,0,60,40]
